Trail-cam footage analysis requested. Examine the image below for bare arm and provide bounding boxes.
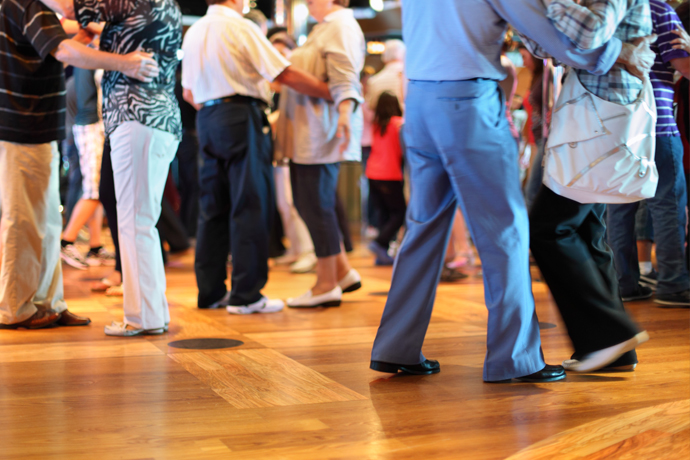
[670,57,690,81]
[52,39,159,82]
[336,99,355,154]
[274,66,332,101]
[182,88,202,111]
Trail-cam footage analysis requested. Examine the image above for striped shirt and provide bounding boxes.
[649,0,688,137]
[0,0,68,144]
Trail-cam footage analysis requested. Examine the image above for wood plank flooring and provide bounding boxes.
[0,242,688,459]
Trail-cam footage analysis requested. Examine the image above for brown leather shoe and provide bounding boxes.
[56,310,91,326]
[0,309,61,329]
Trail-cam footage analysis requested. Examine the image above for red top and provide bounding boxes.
[366,116,404,181]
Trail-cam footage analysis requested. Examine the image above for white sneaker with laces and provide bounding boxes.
[226,296,284,315]
[562,331,649,372]
[287,286,342,308]
[338,269,362,293]
[61,244,88,270]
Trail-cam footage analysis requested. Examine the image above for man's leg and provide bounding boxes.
[427,80,544,380]
[0,142,60,323]
[33,143,68,314]
[647,137,689,296]
[370,146,457,366]
[110,122,178,330]
[606,202,641,296]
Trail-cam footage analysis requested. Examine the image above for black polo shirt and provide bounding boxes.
[0,0,68,144]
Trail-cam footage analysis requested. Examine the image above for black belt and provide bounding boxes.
[202,95,268,111]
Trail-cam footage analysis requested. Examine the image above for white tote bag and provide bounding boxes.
[543,71,658,204]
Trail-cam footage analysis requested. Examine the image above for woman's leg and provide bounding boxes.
[109,122,178,331]
[290,162,344,296]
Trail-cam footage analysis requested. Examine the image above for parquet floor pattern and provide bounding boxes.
[0,244,687,459]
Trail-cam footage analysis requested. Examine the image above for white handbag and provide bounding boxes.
[543,71,658,204]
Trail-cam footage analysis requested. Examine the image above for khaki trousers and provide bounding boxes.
[0,141,67,324]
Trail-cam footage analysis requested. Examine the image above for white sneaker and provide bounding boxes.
[562,331,649,372]
[61,244,88,270]
[338,269,362,293]
[86,247,116,267]
[287,286,342,308]
[290,252,317,273]
[226,296,284,315]
[206,291,231,309]
[104,321,166,336]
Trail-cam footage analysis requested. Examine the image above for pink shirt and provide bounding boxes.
[366,116,404,181]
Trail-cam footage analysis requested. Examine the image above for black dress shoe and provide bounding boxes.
[370,359,440,375]
[485,364,566,383]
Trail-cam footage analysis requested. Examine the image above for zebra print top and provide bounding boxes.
[75,0,182,140]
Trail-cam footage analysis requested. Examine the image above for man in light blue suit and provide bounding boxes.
[370,0,656,382]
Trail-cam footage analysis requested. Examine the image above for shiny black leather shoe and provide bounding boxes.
[370,359,440,375]
[485,364,566,383]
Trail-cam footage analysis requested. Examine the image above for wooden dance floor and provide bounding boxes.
[0,243,688,459]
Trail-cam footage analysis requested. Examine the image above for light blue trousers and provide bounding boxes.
[371,80,545,381]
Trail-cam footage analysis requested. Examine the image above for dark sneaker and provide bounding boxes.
[621,285,653,302]
[654,290,690,308]
[639,269,658,291]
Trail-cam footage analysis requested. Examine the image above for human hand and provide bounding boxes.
[121,51,159,83]
[670,28,690,53]
[73,27,96,45]
[617,34,657,79]
[85,22,105,36]
[40,0,75,19]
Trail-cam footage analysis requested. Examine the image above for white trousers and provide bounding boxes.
[0,141,67,324]
[110,122,178,330]
[274,165,313,256]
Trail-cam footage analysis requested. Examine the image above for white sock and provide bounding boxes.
[639,262,653,276]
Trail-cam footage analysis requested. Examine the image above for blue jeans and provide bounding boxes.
[607,136,689,296]
[371,79,544,381]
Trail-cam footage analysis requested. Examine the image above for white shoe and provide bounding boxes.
[104,321,166,337]
[287,286,342,308]
[273,253,298,265]
[290,252,317,273]
[226,296,284,315]
[338,269,362,293]
[206,291,231,309]
[562,331,649,372]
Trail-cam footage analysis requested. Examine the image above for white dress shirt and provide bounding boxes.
[275,8,365,164]
[365,61,406,112]
[181,5,290,105]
